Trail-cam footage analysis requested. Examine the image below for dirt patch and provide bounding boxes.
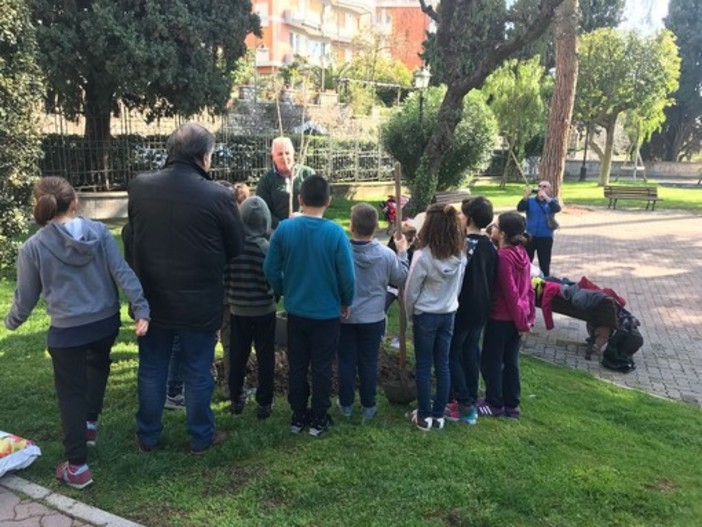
[214,345,414,397]
[643,478,678,493]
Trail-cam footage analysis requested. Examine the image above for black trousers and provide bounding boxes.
[480,319,521,408]
[48,332,117,465]
[526,236,554,277]
[228,312,276,407]
[286,314,340,420]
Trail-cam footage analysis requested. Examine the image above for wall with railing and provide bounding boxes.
[39,103,396,191]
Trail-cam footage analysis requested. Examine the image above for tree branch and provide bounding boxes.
[418,0,439,23]
[456,0,565,93]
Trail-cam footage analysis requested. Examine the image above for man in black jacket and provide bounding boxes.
[128,123,244,454]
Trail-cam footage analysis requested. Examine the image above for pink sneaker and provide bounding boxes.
[56,462,93,489]
[86,421,98,447]
[444,405,460,422]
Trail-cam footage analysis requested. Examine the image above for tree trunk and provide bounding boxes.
[540,0,578,200]
[84,77,113,190]
[411,85,465,213]
[599,117,618,185]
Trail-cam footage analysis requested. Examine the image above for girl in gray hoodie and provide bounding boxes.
[4,177,149,490]
[404,204,466,431]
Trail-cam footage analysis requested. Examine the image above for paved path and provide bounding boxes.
[0,475,142,527]
[522,205,702,406]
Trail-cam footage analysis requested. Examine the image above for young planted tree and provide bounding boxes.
[412,0,565,213]
[649,0,702,161]
[540,0,579,198]
[0,0,43,273]
[30,0,260,186]
[576,28,680,185]
[483,57,550,186]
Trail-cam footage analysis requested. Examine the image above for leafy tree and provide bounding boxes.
[483,56,550,184]
[409,0,564,214]
[338,33,412,112]
[648,0,702,161]
[580,0,625,32]
[0,0,43,273]
[576,28,680,184]
[30,0,260,186]
[493,0,624,68]
[381,87,497,191]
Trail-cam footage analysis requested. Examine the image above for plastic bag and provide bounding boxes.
[0,431,41,477]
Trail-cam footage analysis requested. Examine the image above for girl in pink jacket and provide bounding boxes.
[478,212,535,419]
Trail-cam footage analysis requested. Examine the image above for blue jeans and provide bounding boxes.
[413,312,455,420]
[167,336,183,397]
[449,323,485,407]
[480,319,522,408]
[136,327,217,450]
[337,320,385,409]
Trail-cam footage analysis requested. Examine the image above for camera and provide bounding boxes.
[531,188,539,194]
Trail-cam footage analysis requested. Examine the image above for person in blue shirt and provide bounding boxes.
[517,180,561,276]
[264,174,355,437]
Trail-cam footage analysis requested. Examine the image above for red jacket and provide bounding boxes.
[490,245,535,332]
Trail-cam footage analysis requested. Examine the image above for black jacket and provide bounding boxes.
[455,234,498,328]
[127,159,244,331]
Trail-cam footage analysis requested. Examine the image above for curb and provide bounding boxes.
[0,474,144,527]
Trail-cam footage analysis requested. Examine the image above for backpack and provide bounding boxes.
[600,308,643,373]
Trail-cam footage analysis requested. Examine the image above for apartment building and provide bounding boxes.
[245,0,433,73]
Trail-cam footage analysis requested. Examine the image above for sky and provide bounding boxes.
[619,0,669,33]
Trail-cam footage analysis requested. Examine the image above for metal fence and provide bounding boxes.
[39,109,396,191]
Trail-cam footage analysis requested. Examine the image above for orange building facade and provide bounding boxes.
[245,0,434,73]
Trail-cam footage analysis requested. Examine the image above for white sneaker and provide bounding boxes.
[164,393,185,410]
[405,409,432,432]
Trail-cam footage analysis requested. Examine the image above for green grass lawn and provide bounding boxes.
[1,189,701,526]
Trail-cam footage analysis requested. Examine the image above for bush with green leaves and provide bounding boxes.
[381,87,497,195]
[0,0,43,273]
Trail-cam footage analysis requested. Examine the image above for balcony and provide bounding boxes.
[327,0,374,15]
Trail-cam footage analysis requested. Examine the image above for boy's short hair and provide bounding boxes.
[461,196,494,229]
[351,203,378,236]
[300,174,330,207]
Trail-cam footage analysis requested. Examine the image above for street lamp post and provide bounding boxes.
[579,124,589,181]
[413,67,431,125]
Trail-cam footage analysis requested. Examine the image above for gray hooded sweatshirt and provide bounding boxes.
[404,248,466,320]
[5,218,149,330]
[343,239,409,325]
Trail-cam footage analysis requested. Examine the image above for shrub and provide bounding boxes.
[0,0,43,274]
[380,87,497,191]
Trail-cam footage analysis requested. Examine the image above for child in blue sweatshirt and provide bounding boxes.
[264,175,355,437]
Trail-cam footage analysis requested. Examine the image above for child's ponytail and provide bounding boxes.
[33,177,76,226]
[497,211,529,247]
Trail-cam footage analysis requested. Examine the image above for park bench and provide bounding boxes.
[431,190,472,207]
[603,185,662,211]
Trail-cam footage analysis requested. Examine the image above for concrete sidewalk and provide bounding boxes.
[522,205,702,406]
[0,475,143,526]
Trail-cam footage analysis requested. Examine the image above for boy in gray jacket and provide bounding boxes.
[337,203,408,419]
